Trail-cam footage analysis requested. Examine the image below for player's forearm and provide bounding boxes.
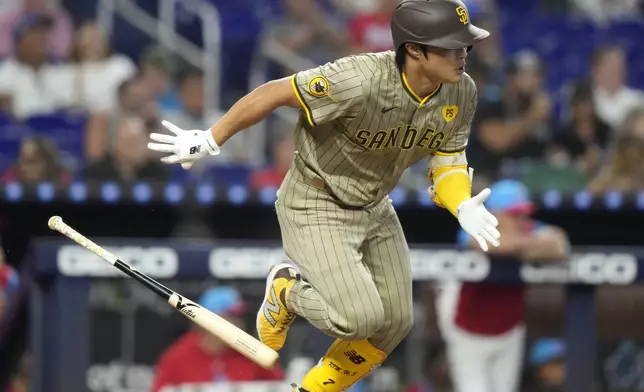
[522,228,570,261]
[209,78,298,146]
[430,165,471,216]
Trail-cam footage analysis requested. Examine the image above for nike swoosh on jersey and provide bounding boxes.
[381,106,398,113]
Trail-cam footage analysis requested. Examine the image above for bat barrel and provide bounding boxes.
[168,294,280,369]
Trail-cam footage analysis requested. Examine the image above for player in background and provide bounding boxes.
[436,179,570,392]
[150,286,284,392]
[147,0,500,390]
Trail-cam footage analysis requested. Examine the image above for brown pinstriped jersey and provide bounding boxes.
[290,51,477,207]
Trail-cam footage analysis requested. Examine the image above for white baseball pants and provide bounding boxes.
[435,282,526,392]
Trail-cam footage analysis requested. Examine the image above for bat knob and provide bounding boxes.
[48,216,63,229]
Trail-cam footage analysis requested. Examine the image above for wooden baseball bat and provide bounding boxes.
[47,216,280,369]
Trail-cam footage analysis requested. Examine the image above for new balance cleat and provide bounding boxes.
[257,263,298,351]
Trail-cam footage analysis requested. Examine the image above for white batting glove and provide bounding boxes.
[457,188,501,252]
[147,120,220,170]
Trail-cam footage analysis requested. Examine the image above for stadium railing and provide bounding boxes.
[97,0,222,112]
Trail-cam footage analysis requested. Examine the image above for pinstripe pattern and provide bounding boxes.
[361,201,413,353]
[276,51,478,354]
[276,170,386,342]
[275,170,411,353]
[292,50,477,207]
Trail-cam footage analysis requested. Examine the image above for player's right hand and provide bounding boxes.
[147,120,220,170]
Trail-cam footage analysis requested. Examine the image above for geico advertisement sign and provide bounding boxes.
[209,247,290,278]
[209,247,490,281]
[57,245,179,278]
[410,249,490,281]
[520,253,638,284]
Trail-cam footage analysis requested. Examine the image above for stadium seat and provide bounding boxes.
[202,164,252,186]
[0,140,21,158]
[496,0,537,12]
[0,113,12,127]
[23,113,84,132]
[0,124,29,157]
[0,154,12,174]
[24,114,72,133]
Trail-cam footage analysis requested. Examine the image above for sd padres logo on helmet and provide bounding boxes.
[456,5,469,25]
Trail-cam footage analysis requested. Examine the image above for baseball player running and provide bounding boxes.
[147,1,500,390]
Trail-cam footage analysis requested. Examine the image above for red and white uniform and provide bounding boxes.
[436,280,526,392]
[434,222,545,392]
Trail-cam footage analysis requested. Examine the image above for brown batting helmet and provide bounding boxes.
[391,0,490,50]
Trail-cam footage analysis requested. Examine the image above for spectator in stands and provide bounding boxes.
[467,50,553,185]
[464,51,494,94]
[588,107,644,194]
[151,286,284,391]
[162,67,223,132]
[528,339,565,392]
[65,21,137,113]
[84,117,168,183]
[466,13,503,93]
[0,14,70,119]
[436,179,569,392]
[0,0,73,59]
[347,0,397,52]
[139,94,163,135]
[84,76,153,161]
[1,135,71,185]
[268,0,356,64]
[250,132,294,190]
[591,45,644,129]
[546,81,612,176]
[161,66,270,168]
[139,46,181,112]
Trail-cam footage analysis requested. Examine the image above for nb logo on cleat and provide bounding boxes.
[263,287,281,327]
[344,350,366,365]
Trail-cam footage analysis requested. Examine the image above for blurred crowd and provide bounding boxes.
[1,0,644,196]
[0,0,294,191]
[463,45,644,196]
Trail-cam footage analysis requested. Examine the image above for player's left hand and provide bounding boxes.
[457,188,500,252]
